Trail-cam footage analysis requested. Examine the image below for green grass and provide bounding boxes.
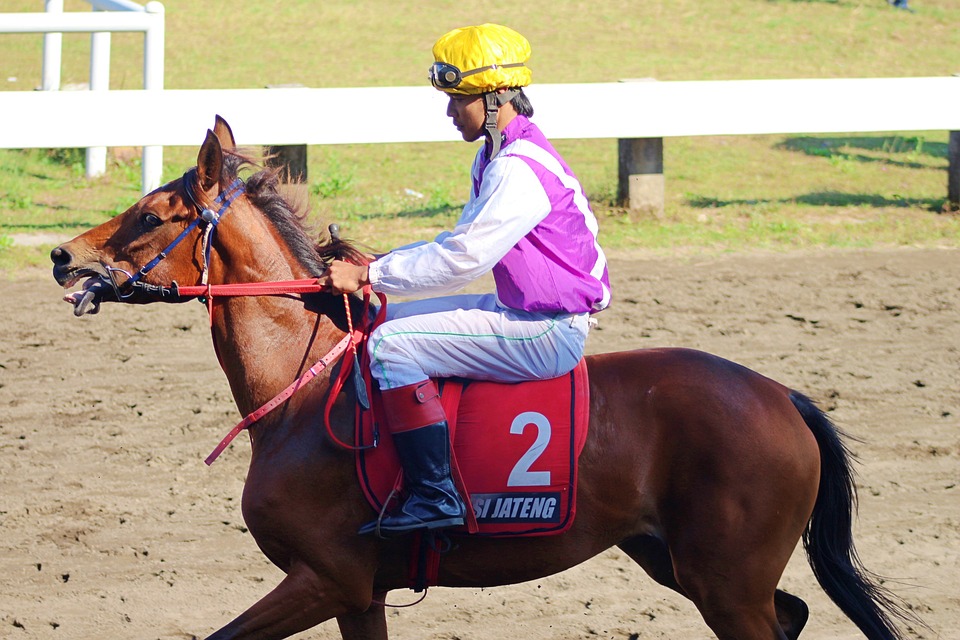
[2,0,960,273]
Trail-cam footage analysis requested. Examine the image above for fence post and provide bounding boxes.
[617,137,664,217]
[86,8,110,179]
[266,144,308,184]
[616,78,664,217]
[41,0,63,91]
[948,131,960,212]
[265,84,309,203]
[140,1,165,194]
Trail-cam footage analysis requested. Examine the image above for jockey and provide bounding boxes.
[321,23,611,536]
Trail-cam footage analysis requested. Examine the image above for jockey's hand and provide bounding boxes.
[319,260,370,296]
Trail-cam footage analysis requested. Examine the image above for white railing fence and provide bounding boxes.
[1,0,164,190]
[1,78,957,209]
[0,6,957,208]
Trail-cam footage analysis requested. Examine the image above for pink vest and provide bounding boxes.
[475,117,611,314]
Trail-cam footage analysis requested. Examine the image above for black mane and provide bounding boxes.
[222,152,369,275]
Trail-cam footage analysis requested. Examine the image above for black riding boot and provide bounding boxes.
[359,420,466,535]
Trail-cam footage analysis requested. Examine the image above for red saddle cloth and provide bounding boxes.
[355,359,590,537]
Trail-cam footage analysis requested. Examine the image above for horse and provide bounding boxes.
[50,116,917,640]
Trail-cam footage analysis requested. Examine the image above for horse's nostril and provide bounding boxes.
[51,245,71,266]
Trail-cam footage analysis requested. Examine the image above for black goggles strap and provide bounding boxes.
[483,89,519,160]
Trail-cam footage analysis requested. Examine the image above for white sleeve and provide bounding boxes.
[368,155,551,297]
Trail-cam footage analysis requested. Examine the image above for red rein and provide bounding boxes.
[204,332,355,465]
[196,279,378,465]
[175,279,329,328]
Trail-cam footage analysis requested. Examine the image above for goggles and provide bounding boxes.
[428,61,526,90]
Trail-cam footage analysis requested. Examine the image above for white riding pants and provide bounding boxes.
[367,293,590,390]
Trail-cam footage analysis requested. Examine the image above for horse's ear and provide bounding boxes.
[212,115,236,152]
[197,129,223,194]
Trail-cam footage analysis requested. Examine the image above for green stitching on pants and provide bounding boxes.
[371,318,558,389]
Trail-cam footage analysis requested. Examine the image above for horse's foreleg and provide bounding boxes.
[336,594,388,640]
[206,563,366,640]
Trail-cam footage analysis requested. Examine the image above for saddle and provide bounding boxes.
[354,359,591,538]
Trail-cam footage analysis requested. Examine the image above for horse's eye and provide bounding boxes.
[142,213,163,228]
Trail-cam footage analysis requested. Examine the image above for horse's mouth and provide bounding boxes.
[56,266,116,317]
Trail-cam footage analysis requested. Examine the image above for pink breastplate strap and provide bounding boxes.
[204,332,353,465]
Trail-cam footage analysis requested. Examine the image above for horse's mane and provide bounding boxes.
[221,151,370,275]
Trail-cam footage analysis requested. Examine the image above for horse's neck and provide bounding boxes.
[206,210,343,420]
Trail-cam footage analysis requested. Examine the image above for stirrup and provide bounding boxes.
[358,513,464,537]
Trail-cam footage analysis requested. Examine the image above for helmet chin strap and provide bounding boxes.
[483,89,519,159]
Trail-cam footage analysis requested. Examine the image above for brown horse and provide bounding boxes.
[51,117,916,640]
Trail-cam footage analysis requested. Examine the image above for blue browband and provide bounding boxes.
[109,170,245,298]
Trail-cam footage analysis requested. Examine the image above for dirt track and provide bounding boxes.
[1,247,957,639]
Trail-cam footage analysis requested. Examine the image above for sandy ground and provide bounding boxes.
[1,247,957,639]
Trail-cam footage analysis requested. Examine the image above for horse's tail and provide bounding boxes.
[789,391,922,640]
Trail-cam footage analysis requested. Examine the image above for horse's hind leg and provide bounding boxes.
[619,535,793,639]
[774,590,809,640]
[617,534,685,596]
[665,492,814,640]
[619,536,810,638]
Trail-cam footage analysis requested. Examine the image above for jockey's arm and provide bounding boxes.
[366,158,550,297]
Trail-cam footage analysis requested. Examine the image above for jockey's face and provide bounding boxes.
[445,93,485,143]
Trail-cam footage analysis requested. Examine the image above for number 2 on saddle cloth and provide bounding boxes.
[348,293,591,541]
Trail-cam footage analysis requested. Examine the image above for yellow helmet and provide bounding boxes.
[429,24,532,95]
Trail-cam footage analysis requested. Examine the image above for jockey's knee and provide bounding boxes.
[367,325,425,389]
